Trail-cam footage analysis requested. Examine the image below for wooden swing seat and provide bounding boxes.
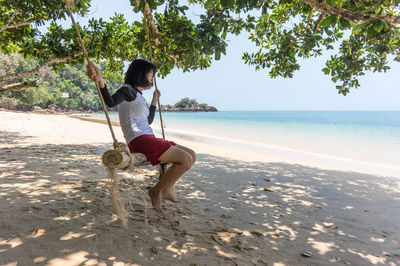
[71,115,154,168]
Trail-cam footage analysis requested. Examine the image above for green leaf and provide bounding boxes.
[339,18,350,29]
[352,22,365,34]
[322,67,330,75]
[204,0,213,9]
[222,30,227,39]
[222,0,235,8]
[147,0,157,10]
[372,20,384,33]
[215,51,221,60]
[138,0,145,11]
[367,25,377,36]
[320,15,336,28]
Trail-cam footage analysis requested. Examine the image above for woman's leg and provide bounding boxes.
[148,146,194,213]
[161,145,196,202]
[175,144,196,165]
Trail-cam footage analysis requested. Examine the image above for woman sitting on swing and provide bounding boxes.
[87,59,196,214]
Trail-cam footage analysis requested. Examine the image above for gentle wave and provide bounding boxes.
[153,125,400,171]
[89,111,400,172]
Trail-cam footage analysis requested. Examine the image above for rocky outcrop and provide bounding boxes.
[159,98,218,112]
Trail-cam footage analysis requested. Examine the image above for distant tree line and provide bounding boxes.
[0,52,121,111]
[0,53,217,112]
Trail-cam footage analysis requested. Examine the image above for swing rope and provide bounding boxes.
[144,13,166,140]
[143,8,168,176]
[64,2,119,148]
[64,0,166,145]
[63,0,168,227]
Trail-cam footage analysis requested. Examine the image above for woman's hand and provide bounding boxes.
[151,89,161,106]
[86,62,105,88]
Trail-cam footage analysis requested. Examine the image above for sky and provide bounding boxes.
[59,0,399,111]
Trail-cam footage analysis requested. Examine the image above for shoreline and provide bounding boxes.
[1,110,400,265]
[71,114,400,178]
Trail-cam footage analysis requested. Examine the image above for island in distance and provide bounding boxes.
[158,97,218,112]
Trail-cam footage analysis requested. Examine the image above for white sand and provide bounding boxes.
[1,110,400,265]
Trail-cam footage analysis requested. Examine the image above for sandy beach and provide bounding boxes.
[1,110,400,265]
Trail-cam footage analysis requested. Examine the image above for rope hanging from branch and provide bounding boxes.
[142,3,168,177]
[62,0,157,227]
[63,1,118,148]
[143,9,166,140]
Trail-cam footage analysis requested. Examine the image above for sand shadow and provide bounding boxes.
[1,135,400,265]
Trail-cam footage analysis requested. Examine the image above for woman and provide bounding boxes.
[87,59,196,214]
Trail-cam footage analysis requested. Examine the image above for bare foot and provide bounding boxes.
[161,188,181,203]
[148,189,164,214]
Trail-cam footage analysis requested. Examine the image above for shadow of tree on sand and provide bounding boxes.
[180,154,400,265]
[0,132,399,265]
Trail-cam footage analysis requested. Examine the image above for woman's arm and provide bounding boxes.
[87,62,137,108]
[86,62,105,88]
[148,89,160,124]
[100,85,136,108]
[148,105,156,124]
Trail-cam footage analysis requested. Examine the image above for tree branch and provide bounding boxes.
[0,79,40,93]
[299,8,315,36]
[0,18,36,32]
[305,8,314,32]
[5,9,21,27]
[299,0,400,24]
[138,0,178,63]
[314,13,326,34]
[0,51,83,84]
[142,0,160,45]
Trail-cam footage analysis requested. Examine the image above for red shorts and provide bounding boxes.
[128,134,176,166]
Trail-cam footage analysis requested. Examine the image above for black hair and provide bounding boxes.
[124,59,156,88]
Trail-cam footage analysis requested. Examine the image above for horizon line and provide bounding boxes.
[217,109,400,112]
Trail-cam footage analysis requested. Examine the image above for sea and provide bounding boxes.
[91,111,400,177]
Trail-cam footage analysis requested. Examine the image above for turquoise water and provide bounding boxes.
[93,111,400,168]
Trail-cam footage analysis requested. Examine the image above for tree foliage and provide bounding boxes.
[191,0,400,95]
[0,53,121,110]
[161,97,217,111]
[174,97,199,108]
[1,0,399,98]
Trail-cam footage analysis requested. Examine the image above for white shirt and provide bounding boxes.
[118,89,154,144]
